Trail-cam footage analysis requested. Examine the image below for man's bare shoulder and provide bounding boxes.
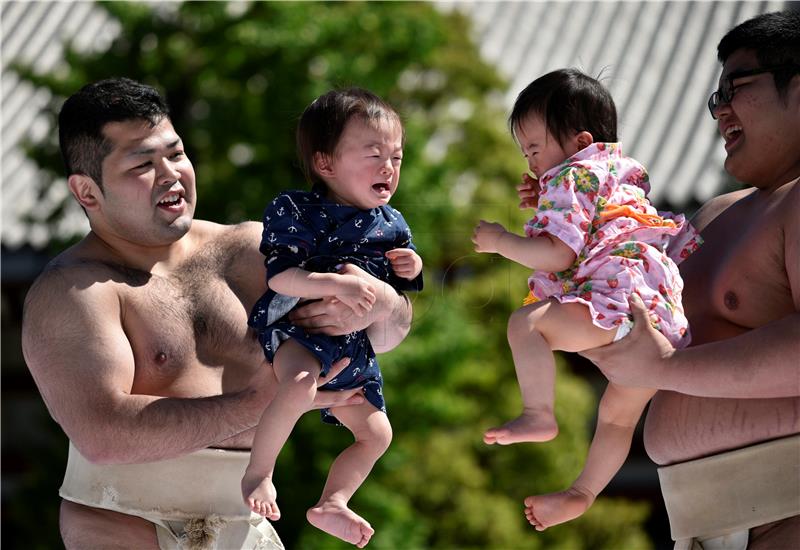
[190,219,261,247]
[185,219,265,297]
[24,241,127,323]
[192,218,260,233]
[690,187,756,232]
[774,178,800,215]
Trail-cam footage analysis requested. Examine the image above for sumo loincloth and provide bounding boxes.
[59,442,283,550]
[659,434,800,550]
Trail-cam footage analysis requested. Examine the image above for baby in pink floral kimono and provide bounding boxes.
[472,69,701,530]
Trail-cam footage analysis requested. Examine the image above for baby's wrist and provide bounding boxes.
[495,229,512,253]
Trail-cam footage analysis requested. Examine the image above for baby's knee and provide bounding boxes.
[373,420,393,454]
[508,307,538,344]
[362,414,393,453]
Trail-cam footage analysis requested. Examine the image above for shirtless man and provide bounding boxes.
[21,78,413,549]
[577,11,800,549]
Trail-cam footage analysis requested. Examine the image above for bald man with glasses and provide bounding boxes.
[579,10,800,550]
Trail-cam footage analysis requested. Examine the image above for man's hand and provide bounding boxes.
[386,248,423,280]
[313,358,365,409]
[221,357,364,448]
[517,172,540,210]
[472,220,508,254]
[579,294,674,387]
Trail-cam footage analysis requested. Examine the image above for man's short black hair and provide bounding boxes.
[717,10,800,97]
[58,78,170,189]
[509,68,618,148]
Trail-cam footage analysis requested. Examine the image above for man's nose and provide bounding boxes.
[713,97,734,121]
[157,157,181,183]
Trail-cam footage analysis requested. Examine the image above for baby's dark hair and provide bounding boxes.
[717,10,800,98]
[296,87,403,187]
[509,68,617,147]
[58,77,170,189]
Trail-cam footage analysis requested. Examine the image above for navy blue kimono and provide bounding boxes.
[248,186,423,424]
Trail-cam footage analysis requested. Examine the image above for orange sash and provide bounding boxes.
[597,204,677,228]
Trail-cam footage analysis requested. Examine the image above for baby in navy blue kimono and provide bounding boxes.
[242,88,423,548]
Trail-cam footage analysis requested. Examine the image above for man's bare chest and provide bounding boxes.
[118,268,263,392]
[680,202,791,332]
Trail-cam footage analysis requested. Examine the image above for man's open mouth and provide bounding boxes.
[724,125,742,147]
[157,192,184,207]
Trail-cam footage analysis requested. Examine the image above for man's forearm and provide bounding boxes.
[664,313,800,398]
[72,387,271,465]
[368,288,412,353]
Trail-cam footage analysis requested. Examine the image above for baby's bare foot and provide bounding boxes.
[307,500,374,548]
[523,487,594,531]
[241,473,280,521]
[483,410,558,445]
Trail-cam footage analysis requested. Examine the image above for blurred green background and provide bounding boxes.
[2,2,658,548]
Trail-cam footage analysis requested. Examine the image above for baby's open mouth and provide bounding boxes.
[372,183,390,193]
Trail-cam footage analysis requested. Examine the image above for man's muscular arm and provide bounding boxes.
[22,269,358,464]
[582,296,800,398]
[289,263,412,353]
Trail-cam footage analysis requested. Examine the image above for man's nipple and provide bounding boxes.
[723,290,739,310]
[155,351,168,364]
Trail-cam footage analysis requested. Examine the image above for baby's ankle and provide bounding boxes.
[568,485,596,508]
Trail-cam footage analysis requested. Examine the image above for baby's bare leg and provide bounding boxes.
[242,339,321,519]
[307,401,391,548]
[484,299,616,445]
[524,383,655,529]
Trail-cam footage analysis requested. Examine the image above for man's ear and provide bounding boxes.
[575,131,594,150]
[67,174,102,211]
[313,152,335,178]
[788,73,800,113]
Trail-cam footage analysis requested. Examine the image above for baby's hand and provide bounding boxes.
[517,172,540,210]
[334,274,376,317]
[472,220,507,254]
[386,248,423,280]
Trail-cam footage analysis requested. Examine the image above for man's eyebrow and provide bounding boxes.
[127,138,182,156]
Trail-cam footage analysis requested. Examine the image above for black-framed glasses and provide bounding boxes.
[707,64,800,119]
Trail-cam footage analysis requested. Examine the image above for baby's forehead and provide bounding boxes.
[346,116,403,145]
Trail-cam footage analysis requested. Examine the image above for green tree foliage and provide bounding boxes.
[13,1,651,548]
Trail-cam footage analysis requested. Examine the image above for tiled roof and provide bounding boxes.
[0,1,787,248]
[2,1,118,248]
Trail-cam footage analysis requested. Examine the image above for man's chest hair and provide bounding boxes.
[116,239,252,346]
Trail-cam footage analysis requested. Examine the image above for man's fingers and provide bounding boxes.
[323,357,351,382]
[313,388,365,408]
[289,300,326,321]
[628,293,650,326]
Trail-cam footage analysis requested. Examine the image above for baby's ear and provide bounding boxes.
[313,152,335,178]
[575,131,594,150]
